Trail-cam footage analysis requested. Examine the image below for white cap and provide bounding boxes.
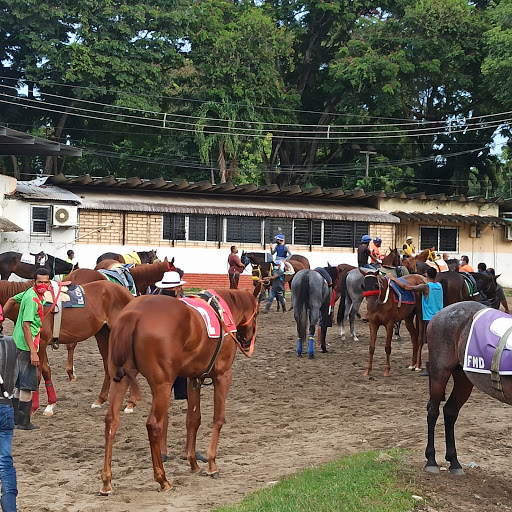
[155,271,186,288]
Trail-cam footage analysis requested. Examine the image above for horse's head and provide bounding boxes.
[149,250,158,264]
[251,262,272,287]
[382,248,400,267]
[240,251,250,268]
[360,268,382,297]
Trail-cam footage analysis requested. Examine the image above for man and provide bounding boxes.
[477,262,487,273]
[358,235,378,269]
[11,267,51,430]
[0,307,18,511]
[63,249,77,280]
[227,246,244,289]
[389,266,443,377]
[260,261,286,314]
[154,271,207,463]
[371,237,383,267]
[270,234,293,273]
[402,235,416,259]
[458,255,474,273]
[487,268,510,315]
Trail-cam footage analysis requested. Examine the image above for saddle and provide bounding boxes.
[21,252,47,266]
[122,252,141,265]
[459,271,479,297]
[379,266,409,278]
[98,267,137,296]
[388,278,415,306]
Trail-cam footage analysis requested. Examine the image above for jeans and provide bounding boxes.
[0,405,17,512]
[266,289,286,310]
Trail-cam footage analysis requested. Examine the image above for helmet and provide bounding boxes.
[406,235,413,241]
[373,237,382,245]
[275,234,285,241]
[361,235,371,244]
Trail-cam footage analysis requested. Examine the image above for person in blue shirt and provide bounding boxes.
[269,234,293,273]
[389,266,443,376]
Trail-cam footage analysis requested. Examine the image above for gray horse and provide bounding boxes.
[291,267,339,359]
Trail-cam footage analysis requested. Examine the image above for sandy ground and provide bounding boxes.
[5,298,512,512]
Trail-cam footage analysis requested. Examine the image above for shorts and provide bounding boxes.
[15,349,38,391]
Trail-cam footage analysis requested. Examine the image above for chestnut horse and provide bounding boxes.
[4,280,135,415]
[402,247,436,273]
[96,249,157,265]
[100,286,260,494]
[425,302,512,475]
[360,270,425,376]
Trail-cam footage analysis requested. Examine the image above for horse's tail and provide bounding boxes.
[110,312,141,400]
[296,274,310,343]
[336,272,349,324]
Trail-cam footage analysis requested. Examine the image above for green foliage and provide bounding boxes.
[212,450,418,512]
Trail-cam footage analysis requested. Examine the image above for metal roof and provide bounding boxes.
[80,193,399,223]
[392,211,509,226]
[13,178,82,204]
[0,126,82,157]
[0,217,23,232]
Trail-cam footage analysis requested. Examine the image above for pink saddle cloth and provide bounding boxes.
[180,292,236,338]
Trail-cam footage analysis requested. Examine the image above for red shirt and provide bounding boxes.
[228,253,243,274]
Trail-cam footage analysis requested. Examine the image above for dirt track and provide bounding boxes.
[6,300,512,511]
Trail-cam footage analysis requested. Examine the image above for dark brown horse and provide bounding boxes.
[425,302,512,475]
[0,251,76,280]
[100,286,260,494]
[360,270,425,376]
[96,249,157,265]
[4,280,135,415]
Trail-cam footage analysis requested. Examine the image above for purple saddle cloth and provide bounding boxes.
[464,308,512,375]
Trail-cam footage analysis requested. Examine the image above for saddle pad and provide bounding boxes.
[20,253,36,265]
[204,289,237,332]
[98,268,137,295]
[180,297,235,338]
[389,279,415,304]
[314,267,332,286]
[122,252,141,265]
[379,266,409,278]
[464,308,512,375]
[44,282,85,308]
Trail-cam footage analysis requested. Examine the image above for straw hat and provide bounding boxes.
[155,271,186,288]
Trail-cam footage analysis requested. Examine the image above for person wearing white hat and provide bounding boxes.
[155,271,186,297]
[402,235,416,259]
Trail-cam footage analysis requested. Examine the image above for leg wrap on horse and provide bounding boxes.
[45,381,57,404]
[31,390,39,412]
[308,335,315,358]
[297,338,302,356]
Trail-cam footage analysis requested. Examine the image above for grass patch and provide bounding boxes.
[212,450,419,512]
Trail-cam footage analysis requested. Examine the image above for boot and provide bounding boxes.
[12,397,19,426]
[16,400,39,430]
[263,304,270,314]
[418,362,429,377]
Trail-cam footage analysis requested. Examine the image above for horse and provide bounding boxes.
[337,249,403,341]
[99,286,260,494]
[402,247,436,273]
[62,258,178,383]
[96,249,157,266]
[291,266,340,359]
[0,251,76,280]
[424,302,512,475]
[3,280,135,415]
[360,270,425,376]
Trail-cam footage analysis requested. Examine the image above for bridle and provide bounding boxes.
[362,272,390,305]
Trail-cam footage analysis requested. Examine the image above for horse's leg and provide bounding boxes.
[443,366,473,475]
[364,321,378,377]
[204,368,232,477]
[39,346,58,416]
[403,316,420,370]
[91,326,115,409]
[394,321,401,341]
[383,323,394,377]
[146,382,173,491]
[65,343,77,381]
[350,297,362,341]
[184,380,202,474]
[100,377,130,495]
[340,295,349,341]
[307,310,318,359]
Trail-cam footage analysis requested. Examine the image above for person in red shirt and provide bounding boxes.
[371,237,383,267]
[228,246,244,289]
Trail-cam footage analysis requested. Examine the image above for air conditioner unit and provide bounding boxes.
[505,225,512,241]
[52,206,78,227]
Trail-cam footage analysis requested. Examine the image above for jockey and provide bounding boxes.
[371,237,383,267]
[402,235,416,259]
[270,234,293,274]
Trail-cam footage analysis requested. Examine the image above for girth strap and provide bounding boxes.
[490,325,512,403]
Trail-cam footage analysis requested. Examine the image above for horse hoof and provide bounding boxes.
[124,407,134,414]
[98,489,114,496]
[449,467,465,476]
[424,465,440,475]
[43,404,56,416]
[414,367,422,372]
[91,403,102,409]
[394,336,402,341]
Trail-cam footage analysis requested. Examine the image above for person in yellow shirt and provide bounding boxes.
[402,235,416,259]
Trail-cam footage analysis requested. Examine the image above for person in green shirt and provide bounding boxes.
[12,268,51,430]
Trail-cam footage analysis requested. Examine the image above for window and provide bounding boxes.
[226,216,262,243]
[163,214,220,242]
[264,218,292,245]
[420,226,457,252]
[163,213,185,240]
[323,221,369,248]
[293,219,322,246]
[31,206,51,235]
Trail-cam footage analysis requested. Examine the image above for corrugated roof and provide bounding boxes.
[80,193,399,223]
[0,126,82,157]
[14,178,82,204]
[392,211,509,225]
[0,217,23,232]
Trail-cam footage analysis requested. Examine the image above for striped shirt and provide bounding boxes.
[0,335,18,397]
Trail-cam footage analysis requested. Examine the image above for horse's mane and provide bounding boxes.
[216,289,256,314]
[0,281,32,306]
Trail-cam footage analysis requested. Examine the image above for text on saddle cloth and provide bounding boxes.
[43,281,86,309]
[21,252,47,266]
[180,291,236,339]
[389,278,415,305]
[464,308,512,375]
